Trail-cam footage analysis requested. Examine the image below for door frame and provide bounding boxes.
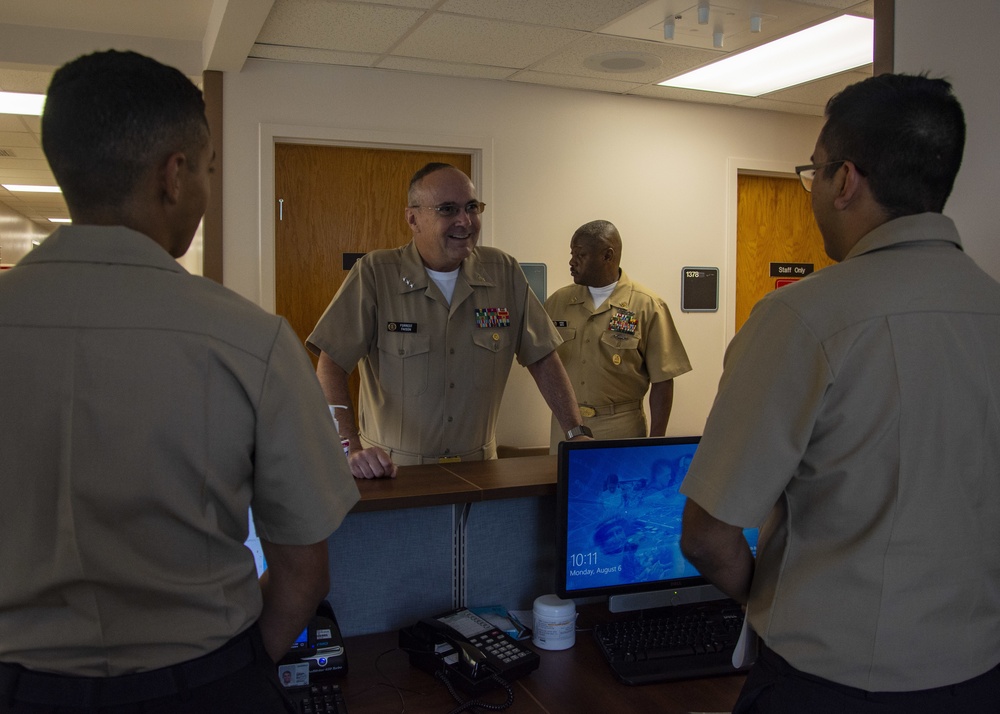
[726,156,799,344]
[257,123,493,313]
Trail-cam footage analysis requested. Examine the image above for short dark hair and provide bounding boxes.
[407,162,455,205]
[819,73,965,218]
[573,220,618,244]
[42,50,208,213]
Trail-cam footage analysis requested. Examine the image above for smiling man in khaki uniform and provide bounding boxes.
[308,163,589,478]
[544,220,691,452]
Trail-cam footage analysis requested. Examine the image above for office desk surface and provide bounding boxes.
[351,455,557,512]
[336,605,745,714]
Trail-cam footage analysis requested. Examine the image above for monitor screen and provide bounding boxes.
[245,507,267,576]
[245,508,311,646]
[556,436,757,602]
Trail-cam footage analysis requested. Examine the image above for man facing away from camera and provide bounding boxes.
[681,73,1000,713]
[0,50,359,713]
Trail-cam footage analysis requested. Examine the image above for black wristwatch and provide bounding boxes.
[566,424,594,439]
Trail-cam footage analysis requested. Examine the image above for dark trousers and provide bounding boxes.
[733,643,1000,714]
[0,624,295,714]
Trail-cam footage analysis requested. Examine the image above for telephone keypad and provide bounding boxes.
[469,629,533,665]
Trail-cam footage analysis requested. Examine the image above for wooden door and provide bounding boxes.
[735,174,835,333]
[274,145,472,407]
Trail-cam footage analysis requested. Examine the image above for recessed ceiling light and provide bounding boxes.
[0,91,45,116]
[658,15,873,96]
[2,184,62,193]
[49,218,72,223]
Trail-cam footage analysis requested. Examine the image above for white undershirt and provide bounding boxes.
[588,281,617,309]
[426,267,460,304]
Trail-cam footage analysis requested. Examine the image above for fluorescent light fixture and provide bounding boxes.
[49,217,72,223]
[659,15,873,96]
[0,91,45,116]
[2,184,62,193]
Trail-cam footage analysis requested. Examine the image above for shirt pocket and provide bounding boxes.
[600,331,640,371]
[556,326,577,342]
[377,331,431,396]
[471,329,511,389]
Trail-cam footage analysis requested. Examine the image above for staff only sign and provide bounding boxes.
[770,262,814,289]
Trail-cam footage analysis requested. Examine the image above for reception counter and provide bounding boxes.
[326,455,561,637]
[349,454,558,512]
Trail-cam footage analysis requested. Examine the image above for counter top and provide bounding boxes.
[350,454,557,513]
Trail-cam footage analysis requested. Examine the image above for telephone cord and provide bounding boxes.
[434,669,514,713]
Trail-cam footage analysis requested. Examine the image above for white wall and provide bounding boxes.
[223,61,824,447]
[894,0,1000,279]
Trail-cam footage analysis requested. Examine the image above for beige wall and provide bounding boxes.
[894,0,1000,278]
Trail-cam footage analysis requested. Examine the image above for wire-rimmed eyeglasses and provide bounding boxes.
[409,201,486,218]
[794,161,846,192]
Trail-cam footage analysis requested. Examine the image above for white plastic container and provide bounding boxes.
[532,594,577,650]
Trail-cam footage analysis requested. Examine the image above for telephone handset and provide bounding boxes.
[399,608,540,695]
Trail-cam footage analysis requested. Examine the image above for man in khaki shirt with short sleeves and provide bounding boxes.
[308,163,590,478]
[680,74,1000,713]
[544,220,691,452]
[0,50,359,713]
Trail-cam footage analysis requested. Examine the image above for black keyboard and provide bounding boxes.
[286,682,348,713]
[593,601,749,685]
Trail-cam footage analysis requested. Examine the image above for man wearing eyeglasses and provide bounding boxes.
[543,220,691,452]
[308,163,589,478]
[680,74,1000,713]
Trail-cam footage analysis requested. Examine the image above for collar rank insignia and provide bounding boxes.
[608,309,637,335]
[476,307,510,328]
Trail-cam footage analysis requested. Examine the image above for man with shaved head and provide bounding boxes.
[544,219,691,451]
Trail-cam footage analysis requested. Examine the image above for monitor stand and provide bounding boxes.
[608,584,727,613]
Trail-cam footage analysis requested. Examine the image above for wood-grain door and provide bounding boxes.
[735,174,835,333]
[274,144,472,408]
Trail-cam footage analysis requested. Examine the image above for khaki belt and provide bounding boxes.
[579,401,643,418]
[364,438,496,465]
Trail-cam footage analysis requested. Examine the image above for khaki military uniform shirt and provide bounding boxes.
[0,226,360,676]
[681,214,1000,691]
[544,271,691,446]
[308,242,560,464]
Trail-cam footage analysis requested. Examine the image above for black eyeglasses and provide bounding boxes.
[794,161,846,192]
[409,201,486,218]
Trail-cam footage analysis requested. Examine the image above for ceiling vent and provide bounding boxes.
[0,149,16,157]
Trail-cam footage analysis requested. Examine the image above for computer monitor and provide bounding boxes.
[244,508,314,655]
[556,436,758,613]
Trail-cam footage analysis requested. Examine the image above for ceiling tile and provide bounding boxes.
[734,96,826,116]
[440,0,650,32]
[376,56,517,81]
[353,0,439,7]
[0,68,53,93]
[393,14,585,67]
[0,116,36,132]
[532,32,719,83]
[250,44,379,68]
[0,133,41,150]
[0,0,211,39]
[762,67,872,104]
[256,0,426,54]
